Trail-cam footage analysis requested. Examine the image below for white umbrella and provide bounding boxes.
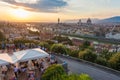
[0,54,18,64]
[0,59,9,66]
[13,48,49,62]
[0,54,10,66]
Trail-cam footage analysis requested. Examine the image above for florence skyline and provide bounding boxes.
[0,0,120,22]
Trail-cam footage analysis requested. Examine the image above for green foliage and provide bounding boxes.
[108,52,120,70]
[83,41,91,47]
[79,74,92,80]
[79,49,97,62]
[79,41,91,50]
[69,50,79,57]
[42,64,92,80]
[0,31,6,41]
[42,64,66,80]
[53,36,73,45]
[51,44,68,54]
[99,49,113,60]
[28,30,40,36]
[13,38,39,44]
[87,46,95,51]
[46,40,55,45]
[95,57,107,66]
[39,42,50,50]
[60,74,92,80]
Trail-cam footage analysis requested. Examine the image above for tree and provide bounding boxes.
[51,44,68,54]
[46,40,55,45]
[79,49,97,62]
[108,52,120,70]
[79,41,91,50]
[28,30,40,36]
[0,31,6,41]
[99,49,112,60]
[42,64,92,80]
[42,64,66,80]
[53,36,73,45]
[39,42,50,50]
[95,57,107,66]
[69,50,79,57]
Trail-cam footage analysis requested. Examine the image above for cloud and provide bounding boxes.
[1,0,67,12]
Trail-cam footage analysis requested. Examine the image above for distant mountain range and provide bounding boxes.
[97,16,120,23]
[64,16,120,24]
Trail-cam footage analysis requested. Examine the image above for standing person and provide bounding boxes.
[28,60,35,71]
[2,65,8,75]
[9,75,17,80]
[34,60,39,68]
[13,66,19,78]
[1,41,5,50]
[1,65,8,80]
[62,61,68,74]
[37,59,42,71]
[40,67,44,75]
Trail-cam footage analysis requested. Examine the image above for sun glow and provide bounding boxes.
[10,8,30,20]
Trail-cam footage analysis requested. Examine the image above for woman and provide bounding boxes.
[13,66,19,78]
[1,65,8,80]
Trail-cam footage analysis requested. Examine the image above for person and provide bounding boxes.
[1,65,8,79]
[9,75,17,80]
[50,56,55,64]
[54,59,58,64]
[27,69,35,80]
[13,66,19,78]
[62,61,68,73]
[2,65,8,75]
[28,60,35,70]
[40,67,44,74]
[34,60,39,68]
[28,77,35,80]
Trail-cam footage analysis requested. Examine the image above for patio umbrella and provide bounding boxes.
[0,53,18,64]
[13,48,49,62]
[0,54,10,66]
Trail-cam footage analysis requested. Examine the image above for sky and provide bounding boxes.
[0,0,120,22]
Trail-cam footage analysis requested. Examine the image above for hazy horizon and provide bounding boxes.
[0,0,120,22]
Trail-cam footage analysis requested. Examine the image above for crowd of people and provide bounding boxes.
[0,43,58,80]
[0,43,46,54]
[0,54,57,80]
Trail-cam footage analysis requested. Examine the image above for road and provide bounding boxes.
[57,56,120,80]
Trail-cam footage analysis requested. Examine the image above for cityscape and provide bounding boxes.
[0,0,120,80]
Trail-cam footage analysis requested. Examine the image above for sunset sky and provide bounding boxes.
[0,0,120,22]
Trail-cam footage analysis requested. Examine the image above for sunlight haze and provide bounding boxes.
[0,0,120,22]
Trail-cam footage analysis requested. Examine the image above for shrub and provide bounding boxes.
[53,36,73,45]
[42,64,92,80]
[0,31,6,41]
[79,41,91,50]
[69,50,79,57]
[108,52,120,70]
[51,44,68,54]
[79,49,97,62]
[42,64,66,80]
[95,57,107,66]
[39,42,50,50]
